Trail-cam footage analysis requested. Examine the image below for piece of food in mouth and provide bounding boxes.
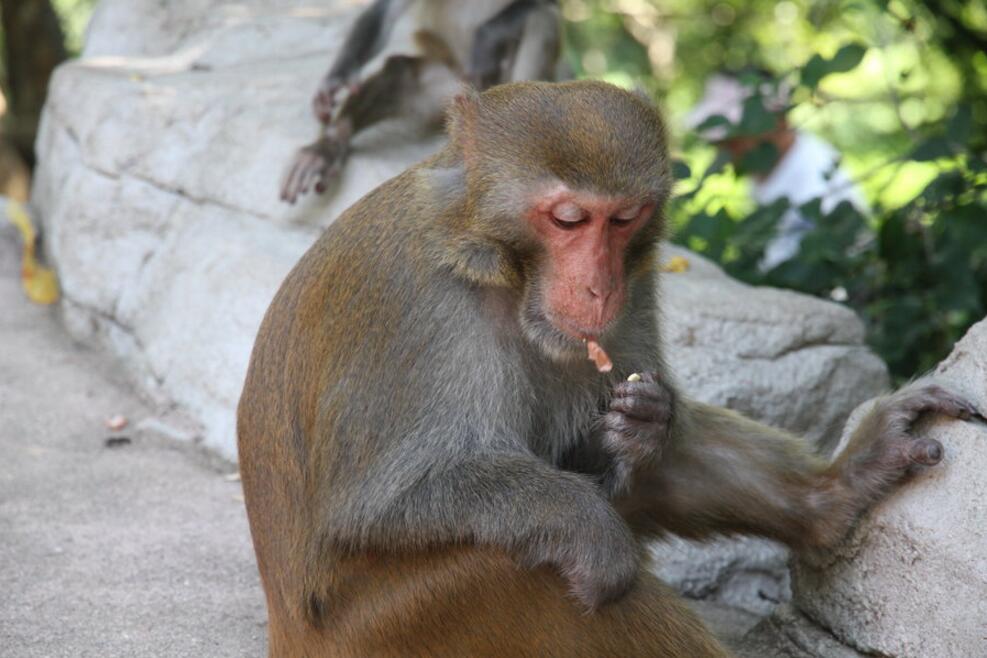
[627,373,642,382]
[586,339,613,373]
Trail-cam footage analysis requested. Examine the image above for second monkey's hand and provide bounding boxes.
[602,371,675,498]
[280,133,349,204]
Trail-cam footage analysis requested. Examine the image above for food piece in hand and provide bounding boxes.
[586,339,613,373]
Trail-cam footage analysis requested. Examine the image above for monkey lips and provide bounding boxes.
[585,339,613,373]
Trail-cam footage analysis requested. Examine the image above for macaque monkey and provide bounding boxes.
[280,0,562,204]
[240,80,978,656]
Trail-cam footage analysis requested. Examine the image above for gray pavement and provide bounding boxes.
[0,225,267,657]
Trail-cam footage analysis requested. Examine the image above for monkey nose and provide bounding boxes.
[586,286,614,323]
[587,284,614,304]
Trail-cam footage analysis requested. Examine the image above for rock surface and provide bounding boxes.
[32,0,888,620]
[741,318,987,657]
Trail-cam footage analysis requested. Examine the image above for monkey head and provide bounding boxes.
[435,80,671,364]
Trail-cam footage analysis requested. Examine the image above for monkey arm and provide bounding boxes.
[616,383,976,550]
[617,401,832,546]
[333,450,640,609]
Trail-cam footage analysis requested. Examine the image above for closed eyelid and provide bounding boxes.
[551,202,587,223]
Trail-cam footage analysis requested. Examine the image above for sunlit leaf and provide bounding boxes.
[800,43,867,88]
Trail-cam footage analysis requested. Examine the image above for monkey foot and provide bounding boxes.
[312,79,359,124]
[280,135,349,204]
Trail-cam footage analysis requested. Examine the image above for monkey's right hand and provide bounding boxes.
[280,135,349,204]
[601,372,675,498]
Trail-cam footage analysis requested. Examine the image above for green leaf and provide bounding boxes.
[946,106,972,146]
[830,43,867,74]
[737,142,779,175]
[801,54,828,89]
[671,159,692,180]
[736,96,777,136]
[910,137,953,162]
[695,114,732,135]
[800,43,868,89]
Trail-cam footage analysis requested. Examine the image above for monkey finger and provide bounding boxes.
[906,438,944,466]
[280,159,305,204]
[298,157,323,197]
[612,380,667,402]
[284,152,318,203]
[602,412,661,453]
[639,371,660,385]
[296,166,314,198]
[900,384,979,422]
[610,395,666,422]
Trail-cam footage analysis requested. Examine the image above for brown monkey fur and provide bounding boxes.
[240,80,977,657]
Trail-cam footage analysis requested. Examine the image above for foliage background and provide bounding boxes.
[2,0,986,379]
[563,0,987,379]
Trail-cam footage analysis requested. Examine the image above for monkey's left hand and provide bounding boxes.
[280,135,349,204]
[601,372,675,498]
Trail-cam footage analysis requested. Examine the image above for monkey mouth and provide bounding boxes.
[545,312,612,342]
[543,312,615,347]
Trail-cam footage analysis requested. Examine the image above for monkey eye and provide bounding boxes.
[610,205,642,226]
[550,202,588,229]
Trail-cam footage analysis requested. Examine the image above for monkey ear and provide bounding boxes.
[446,85,481,158]
[443,236,519,288]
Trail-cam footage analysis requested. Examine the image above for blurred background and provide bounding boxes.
[3,0,986,380]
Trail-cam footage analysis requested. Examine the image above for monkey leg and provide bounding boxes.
[508,1,563,83]
[281,52,458,204]
[468,1,562,88]
[266,547,729,658]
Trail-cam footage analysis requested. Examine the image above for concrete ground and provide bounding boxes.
[0,226,759,657]
[0,225,266,657]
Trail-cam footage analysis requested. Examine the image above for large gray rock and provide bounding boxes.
[32,0,888,619]
[742,318,987,657]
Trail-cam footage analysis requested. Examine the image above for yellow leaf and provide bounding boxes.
[661,255,690,273]
[6,200,60,305]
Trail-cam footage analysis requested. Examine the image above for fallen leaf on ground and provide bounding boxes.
[661,255,690,273]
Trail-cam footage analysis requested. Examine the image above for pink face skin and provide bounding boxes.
[526,185,655,342]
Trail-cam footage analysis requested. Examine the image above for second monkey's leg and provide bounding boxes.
[280,53,457,204]
[281,56,420,204]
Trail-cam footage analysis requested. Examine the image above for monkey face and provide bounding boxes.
[512,181,657,364]
[444,81,672,364]
[526,183,655,340]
